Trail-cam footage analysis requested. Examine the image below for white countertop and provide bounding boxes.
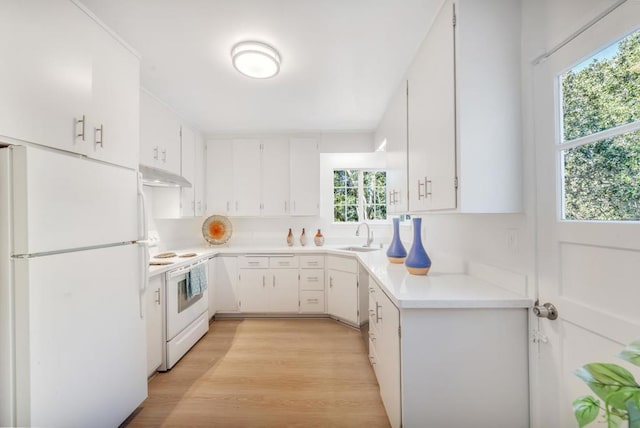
[149,243,532,310]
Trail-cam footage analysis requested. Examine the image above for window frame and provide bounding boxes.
[556,28,640,222]
[332,168,388,224]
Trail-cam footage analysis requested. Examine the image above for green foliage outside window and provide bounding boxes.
[334,169,386,222]
[561,29,640,221]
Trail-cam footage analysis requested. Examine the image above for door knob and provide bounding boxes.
[533,301,558,320]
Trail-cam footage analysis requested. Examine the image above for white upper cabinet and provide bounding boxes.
[139,90,181,175]
[232,139,262,216]
[180,125,196,217]
[289,138,320,216]
[454,0,521,213]
[407,0,456,212]
[194,132,206,216]
[206,138,319,217]
[88,22,140,170]
[261,139,290,216]
[206,139,234,215]
[0,0,139,169]
[376,81,408,214]
[406,0,521,213]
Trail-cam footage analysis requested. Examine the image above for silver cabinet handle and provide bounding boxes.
[153,146,159,160]
[369,331,376,341]
[307,298,319,304]
[376,302,382,323]
[284,201,288,212]
[76,115,86,141]
[161,149,167,162]
[426,178,432,198]
[95,124,104,147]
[262,275,266,287]
[329,277,333,288]
[154,288,160,305]
[307,277,318,282]
[417,179,425,200]
[369,355,376,366]
[226,201,230,212]
[272,276,276,288]
[197,201,202,212]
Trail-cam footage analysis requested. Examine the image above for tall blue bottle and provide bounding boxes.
[386,217,407,263]
[405,217,431,275]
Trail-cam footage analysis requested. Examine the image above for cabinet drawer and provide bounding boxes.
[327,255,358,273]
[299,269,325,291]
[299,290,325,313]
[300,255,325,269]
[269,256,299,269]
[238,256,269,269]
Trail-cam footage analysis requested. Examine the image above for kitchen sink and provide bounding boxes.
[338,246,381,252]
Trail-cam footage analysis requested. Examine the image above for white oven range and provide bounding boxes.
[160,259,209,371]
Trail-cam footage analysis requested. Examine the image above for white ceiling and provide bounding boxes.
[80,0,442,135]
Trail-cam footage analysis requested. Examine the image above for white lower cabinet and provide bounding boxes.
[369,279,529,428]
[207,257,216,318]
[369,280,401,428]
[327,255,359,325]
[213,256,239,313]
[145,275,163,377]
[299,255,325,313]
[238,256,299,313]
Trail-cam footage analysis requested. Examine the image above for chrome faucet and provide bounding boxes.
[356,222,373,247]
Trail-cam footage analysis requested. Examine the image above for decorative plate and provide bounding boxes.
[202,215,232,245]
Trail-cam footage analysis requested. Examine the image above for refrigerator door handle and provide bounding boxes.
[137,173,148,241]
[138,242,149,320]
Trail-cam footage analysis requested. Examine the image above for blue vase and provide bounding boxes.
[386,217,407,263]
[405,217,431,275]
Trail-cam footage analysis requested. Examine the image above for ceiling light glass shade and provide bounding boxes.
[231,41,281,79]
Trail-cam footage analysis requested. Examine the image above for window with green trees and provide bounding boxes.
[560,29,640,221]
[333,169,386,222]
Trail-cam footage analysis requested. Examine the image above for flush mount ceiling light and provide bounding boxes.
[231,41,281,79]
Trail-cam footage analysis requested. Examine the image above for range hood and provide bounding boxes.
[139,164,192,188]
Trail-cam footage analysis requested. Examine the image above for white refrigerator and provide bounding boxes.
[0,145,148,427]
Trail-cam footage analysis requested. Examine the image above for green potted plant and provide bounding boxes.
[573,340,640,427]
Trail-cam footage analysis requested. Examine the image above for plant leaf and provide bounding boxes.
[618,341,640,368]
[607,412,624,428]
[573,395,601,427]
[575,363,640,402]
[606,387,640,412]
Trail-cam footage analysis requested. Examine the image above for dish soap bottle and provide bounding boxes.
[300,228,307,246]
[314,229,324,246]
[286,228,294,246]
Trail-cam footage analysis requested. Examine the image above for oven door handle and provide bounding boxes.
[168,266,191,279]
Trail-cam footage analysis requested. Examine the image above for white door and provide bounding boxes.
[12,244,147,428]
[532,3,640,427]
[206,139,234,215]
[10,146,140,255]
[238,268,268,312]
[327,269,358,324]
[180,125,196,217]
[232,139,261,216]
[289,138,320,215]
[146,275,163,377]
[0,0,92,154]
[269,270,299,312]
[261,138,290,216]
[89,22,140,170]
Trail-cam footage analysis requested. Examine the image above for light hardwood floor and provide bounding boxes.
[124,318,390,427]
